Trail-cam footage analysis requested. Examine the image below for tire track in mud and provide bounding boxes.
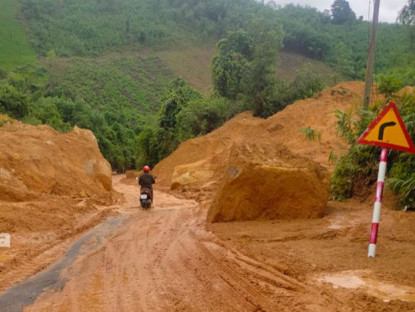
[0,215,128,312]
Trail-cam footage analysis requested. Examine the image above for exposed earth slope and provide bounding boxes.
[154,81,366,187]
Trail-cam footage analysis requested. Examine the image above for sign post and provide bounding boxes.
[368,147,387,257]
[357,102,415,257]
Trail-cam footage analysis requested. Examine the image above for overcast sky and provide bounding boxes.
[270,0,408,23]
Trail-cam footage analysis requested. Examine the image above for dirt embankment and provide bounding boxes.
[0,121,120,291]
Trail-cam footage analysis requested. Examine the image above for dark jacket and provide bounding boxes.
[139,172,155,189]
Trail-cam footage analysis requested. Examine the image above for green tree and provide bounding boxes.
[211,30,252,99]
[159,78,201,130]
[211,18,283,117]
[0,82,30,119]
[331,0,356,24]
[244,18,283,117]
[28,97,71,132]
[326,41,355,77]
[399,0,415,47]
[135,127,158,169]
[399,0,415,25]
[175,97,229,140]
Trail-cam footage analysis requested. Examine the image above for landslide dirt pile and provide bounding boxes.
[153,81,370,221]
[0,122,113,202]
[0,121,118,290]
[155,81,367,186]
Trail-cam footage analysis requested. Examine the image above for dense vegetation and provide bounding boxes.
[135,78,231,168]
[331,91,415,208]
[1,0,414,174]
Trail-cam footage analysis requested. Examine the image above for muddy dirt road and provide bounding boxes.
[16,176,415,311]
[24,177,301,311]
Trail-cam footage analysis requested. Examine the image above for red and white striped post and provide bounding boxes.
[368,147,388,257]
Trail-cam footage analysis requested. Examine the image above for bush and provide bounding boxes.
[377,74,403,98]
[284,65,325,103]
[0,82,30,119]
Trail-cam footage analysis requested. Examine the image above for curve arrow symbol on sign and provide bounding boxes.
[378,121,396,140]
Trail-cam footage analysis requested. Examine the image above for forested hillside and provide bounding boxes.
[16,0,414,79]
[1,0,414,171]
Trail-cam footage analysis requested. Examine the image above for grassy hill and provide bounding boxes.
[153,46,216,95]
[152,47,342,95]
[152,41,339,97]
[0,0,36,71]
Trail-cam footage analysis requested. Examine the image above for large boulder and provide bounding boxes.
[207,144,330,222]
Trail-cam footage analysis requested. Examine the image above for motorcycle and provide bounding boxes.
[140,187,152,209]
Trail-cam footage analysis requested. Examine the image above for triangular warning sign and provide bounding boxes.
[357,102,415,153]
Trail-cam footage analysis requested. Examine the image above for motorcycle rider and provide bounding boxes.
[138,165,156,199]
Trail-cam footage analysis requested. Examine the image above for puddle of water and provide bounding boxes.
[365,279,415,303]
[317,271,415,302]
[318,275,365,289]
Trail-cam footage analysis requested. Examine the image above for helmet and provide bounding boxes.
[143,165,150,172]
